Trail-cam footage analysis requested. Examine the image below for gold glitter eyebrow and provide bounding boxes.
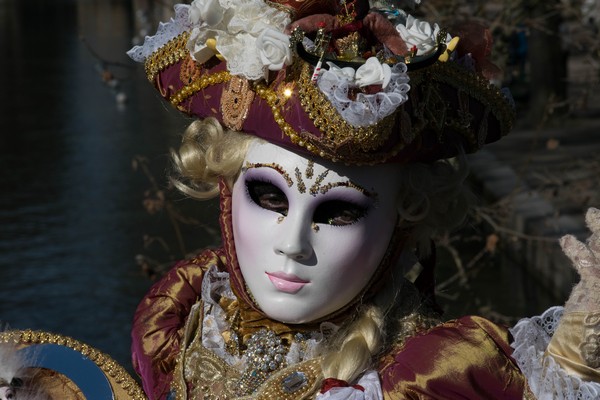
[318,181,377,198]
[243,162,294,187]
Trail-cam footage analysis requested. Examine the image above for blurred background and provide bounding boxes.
[1,0,599,378]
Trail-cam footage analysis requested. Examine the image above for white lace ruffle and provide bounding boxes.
[510,306,600,399]
[199,266,324,370]
[128,1,291,81]
[315,370,383,400]
[317,63,410,127]
[200,266,243,368]
[127,4,192,62]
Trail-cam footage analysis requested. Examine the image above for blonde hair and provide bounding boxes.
[318,260,442,386]
[320,305,385,383]
[171,118,469,385]
[170,117,254,199]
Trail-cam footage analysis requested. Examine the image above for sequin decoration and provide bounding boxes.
[309,169,330,196]
[318,181,376,198]
[305,160,314,179]
[244,162,294,188]
[295,167,306,194]
[236,329,288,396]
[221,75,255,131]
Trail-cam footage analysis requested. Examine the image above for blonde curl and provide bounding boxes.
[170,118,255,199]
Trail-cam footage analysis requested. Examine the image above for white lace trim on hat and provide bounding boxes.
[127,1,291,81]
[317,61,410,128]
[510,306,600,399]
[127,4,191,62]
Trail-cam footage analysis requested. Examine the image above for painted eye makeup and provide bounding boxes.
[313,200,368,226]
[246,179,289,216]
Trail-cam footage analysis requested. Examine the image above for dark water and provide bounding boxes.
[0,0,562,382]
[0,0,221,375]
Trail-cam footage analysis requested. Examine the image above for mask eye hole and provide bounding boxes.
[246,180,289,216]
[3,388,15,400]
[313,200,367,226]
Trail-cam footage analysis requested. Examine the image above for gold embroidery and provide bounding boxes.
[297,62,396,153]
[180,55,203,85]
[175,305,325,400]
[580,312,600,368]
[174,302,242,400]
[145,32,190,83]
[185,344,241,399]
[221,76,255,131]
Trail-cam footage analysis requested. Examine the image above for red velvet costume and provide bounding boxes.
[131,187,530,399]
[132,249,529,399]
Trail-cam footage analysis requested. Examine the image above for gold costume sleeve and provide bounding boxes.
[379,315,527,399]
[131,249,225,400]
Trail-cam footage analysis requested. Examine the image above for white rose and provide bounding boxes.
[189,0,224,26]
[355,57,392,88]
[256,28,292,71]
[396,15,445,56]
[326,62,355,81]
[188,27,220,64]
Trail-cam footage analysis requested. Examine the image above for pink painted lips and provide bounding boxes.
[266,272,309,294]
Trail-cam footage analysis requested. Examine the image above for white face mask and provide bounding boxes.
[231,142,403,323]
[0,386,15,400]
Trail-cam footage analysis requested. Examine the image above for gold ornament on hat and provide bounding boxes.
[221,76,255,131]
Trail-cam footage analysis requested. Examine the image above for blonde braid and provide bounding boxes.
[320,304,385,384]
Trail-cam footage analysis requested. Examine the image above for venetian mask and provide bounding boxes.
[0,386,15,400]
[231,141,403,323]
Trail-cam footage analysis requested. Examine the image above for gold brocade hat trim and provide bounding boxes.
[143,33,514,165]
[145,32,190,85]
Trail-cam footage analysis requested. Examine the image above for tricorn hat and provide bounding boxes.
[129,0,514,165]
